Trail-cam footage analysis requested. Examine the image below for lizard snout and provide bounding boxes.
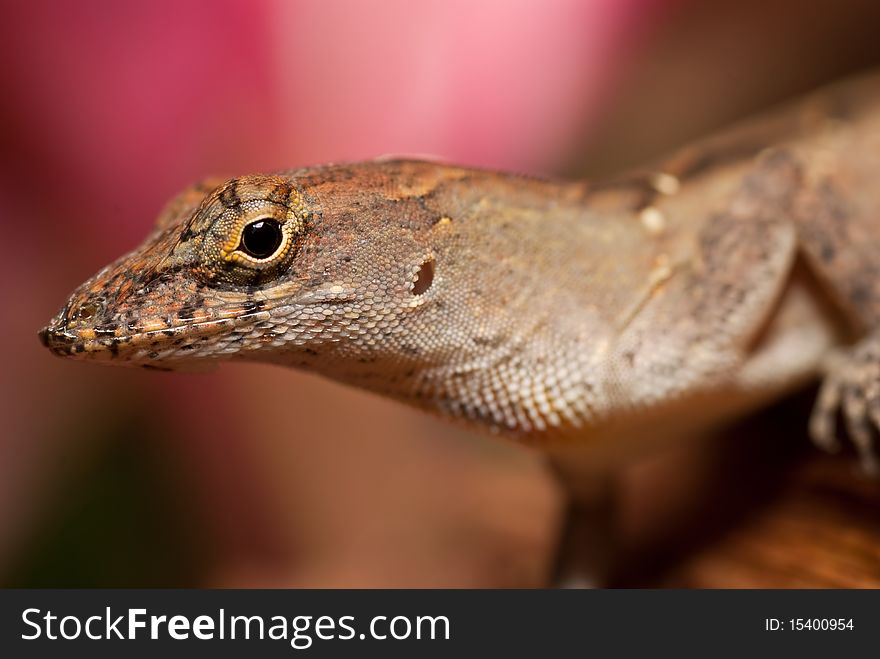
[38,296,117,358]
[37,322,80,356]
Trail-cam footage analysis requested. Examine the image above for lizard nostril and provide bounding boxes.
[412,258,434,296]
[74,301,101,321]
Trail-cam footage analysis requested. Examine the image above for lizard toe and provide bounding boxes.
[811,340,880,475]
[809,368,844,453]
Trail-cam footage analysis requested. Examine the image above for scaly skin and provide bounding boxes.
[39,70,880,474]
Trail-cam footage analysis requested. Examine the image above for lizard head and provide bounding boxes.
[39,161,450,374]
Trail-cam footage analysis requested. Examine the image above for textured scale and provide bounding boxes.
[40,70,880,475]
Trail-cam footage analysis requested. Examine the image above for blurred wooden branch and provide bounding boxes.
[605,390,880,588]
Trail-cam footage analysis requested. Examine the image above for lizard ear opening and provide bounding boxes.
[412,258,434,296]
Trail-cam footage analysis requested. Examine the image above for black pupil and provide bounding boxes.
[241,219,282,259]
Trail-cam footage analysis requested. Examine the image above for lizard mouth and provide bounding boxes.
[38,311,265,364]
[38,322,136,360]
[38,324,74,353]
[39,320,154,361]
[38,320,232,373]
[37,271,284,364]
[37,287,354,370]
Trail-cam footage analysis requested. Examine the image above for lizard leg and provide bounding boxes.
[809,334,880,474]
[790,110,880,474]
[552,473,617,587]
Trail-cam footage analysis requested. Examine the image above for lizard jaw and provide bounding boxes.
[38,314,243,365]
[38,322,221,373]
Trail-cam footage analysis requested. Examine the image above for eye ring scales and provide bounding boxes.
[197,175,315,286]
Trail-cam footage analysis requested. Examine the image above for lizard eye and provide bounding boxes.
[202,176,313,286]
[239,218,284,259]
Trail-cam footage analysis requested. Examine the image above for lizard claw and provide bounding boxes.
[810,343,880,475]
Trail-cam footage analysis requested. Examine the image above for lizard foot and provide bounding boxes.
[810,338,880,475]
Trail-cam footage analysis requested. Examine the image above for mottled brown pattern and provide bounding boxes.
[39,70,880,476]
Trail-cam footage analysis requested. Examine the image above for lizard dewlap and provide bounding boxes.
[40,70,880,473]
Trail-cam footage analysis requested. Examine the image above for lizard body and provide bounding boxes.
[40,70,880,477]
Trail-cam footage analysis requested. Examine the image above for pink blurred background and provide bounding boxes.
[2,0,879,587]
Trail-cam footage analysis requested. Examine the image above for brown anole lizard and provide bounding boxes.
[39,69,880,483]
